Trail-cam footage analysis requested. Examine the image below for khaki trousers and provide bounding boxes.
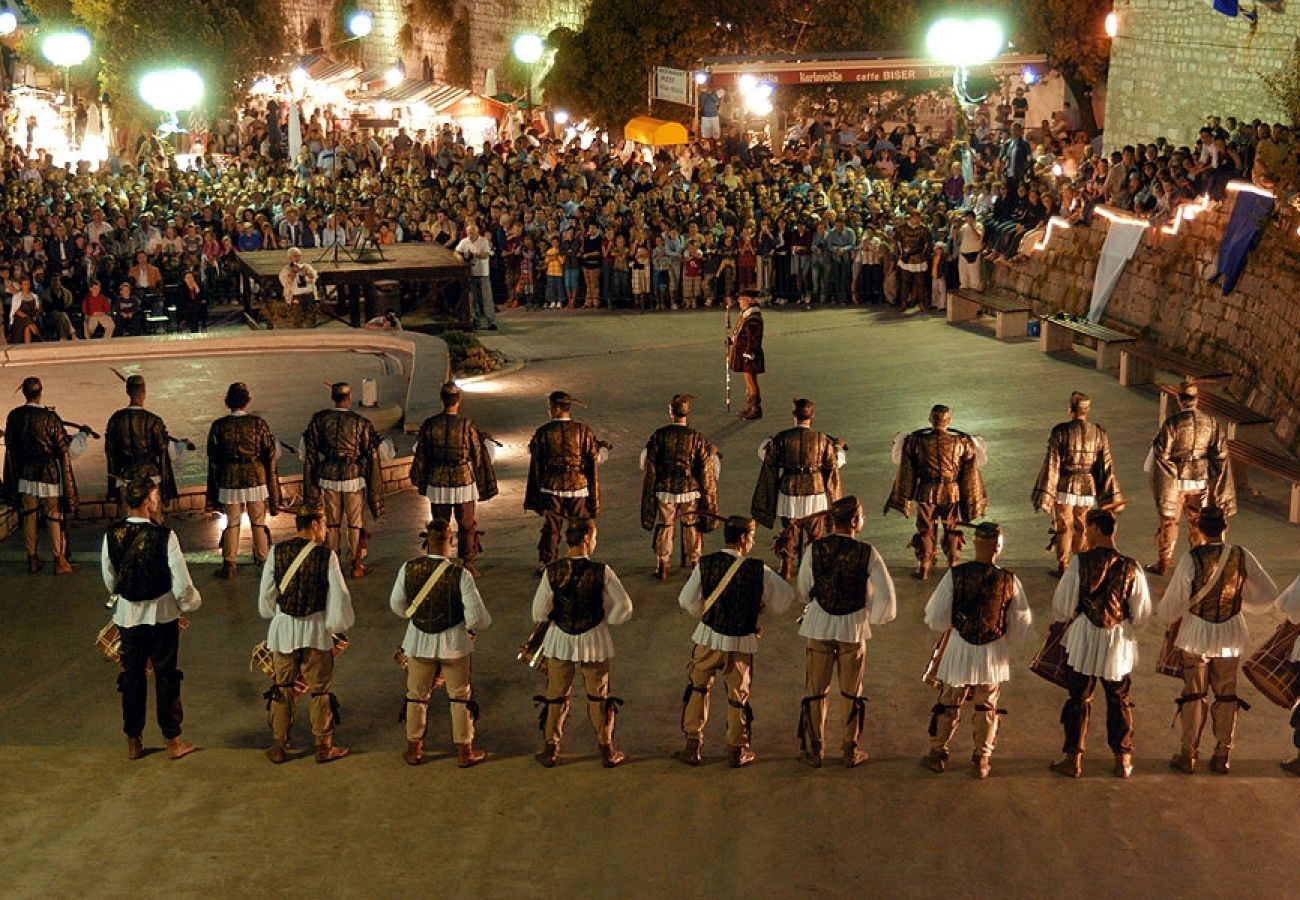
[268,648,335,741]
[929,682,1003,758]
[405,655,474,744]
[801,639,868,750]
[1051,503,1090,570]
[221,499,269,565]
[323,487,365,562]
[20,493,64,558]
[1155,490,1207,562]
[1177,652,1244,757]
[539,659,615,747]
[682,644,753,747]
[653,498,701,566]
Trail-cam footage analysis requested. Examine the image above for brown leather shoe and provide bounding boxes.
[922,750,947,773]
[1209,751,1231,774]
[52,555,78,575]
[535,742,559,768]
[126,737,144,760]
[27,554,42,574]
[675,738,702,766]
[1168,752,1196,774]
[265,740,289,764]
[911,561,932,581]
[844,746,870,768]
[800,742,823,768]
[600,744,627,768]
[350,562,372,579]
[1146,558,1171,576]
[1281,754,1300,776]
[728,744,756,768]
[1050,753,1083,778]
[1114,753,1134,778]
[315,737,349,763]
[457,742,487,768]
[654,559,670,581]
[166,737,197,760]
[973,755,991,779]
[741,405,763,421]
[213,561,236,580]
[402,739,423,766]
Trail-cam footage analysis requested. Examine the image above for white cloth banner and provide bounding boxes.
[287,102,303,162]
[1088,218,1148,323]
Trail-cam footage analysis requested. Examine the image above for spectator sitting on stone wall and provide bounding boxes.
[1252,122,1290,189]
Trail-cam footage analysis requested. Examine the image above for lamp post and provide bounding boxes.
[348,10,373,68]
[0,9,18,36]
[925,17,1004,110]
[41,31,91,145]
[513,33,544,113]
[139,67,204,152]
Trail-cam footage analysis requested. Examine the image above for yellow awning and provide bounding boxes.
[623,116,689,146]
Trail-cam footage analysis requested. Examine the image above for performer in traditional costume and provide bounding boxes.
[530,518,632,769]
[1146,382,1235,575]
[1156,507,1275,774]
[3,376,88,574]
[102,478,201,760]
[886,404,987,580]
[301,381,387,578]
[728,290,765,420]
[675,516,793,768]
[794,496,896,768]
[1032,391,1124,577]
[391,518,491,768]
[257,501,354,764]
[105,374,190,520]
[1273,574,1300,776]
[524,391,607,569]
[206,382,281,579]
[922,523,1031,778]
[409,382,498,575]
[639,393,719,580]
[751,398,844,580]
[1048,509,1150,778]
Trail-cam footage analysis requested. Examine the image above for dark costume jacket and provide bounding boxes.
[403,556,467,635]
[1073,547,1139,628]
[409,412,498,501]
[729,307,765,375]
[301,407,385,518]
[2,403,78,513]
[105,405,179,504]
[639,423,719,531]
[1187,543,1247,624]
[950,561,1018,645]
[524,418,602,518]
[886,427,986,521]
[1150,408,1235,518]
[1031,419,1123,511]
[751,426,842,528]
[205,412,281,511]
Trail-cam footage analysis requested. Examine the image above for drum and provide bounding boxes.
[922,630,951,688]
[97,616,189,669]
[517,621,550,669]
[1155,620,1185,679]
[394,648,409,670]
[249,633,347,695]
[1243,621,1300,709]
[1030,620,1074,690]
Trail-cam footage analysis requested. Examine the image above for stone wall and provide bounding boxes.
[988,192,1300,453]
[279,0,586,94]
[1106,0,1300,151]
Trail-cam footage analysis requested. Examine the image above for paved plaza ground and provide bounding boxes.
[3,305,1299,898]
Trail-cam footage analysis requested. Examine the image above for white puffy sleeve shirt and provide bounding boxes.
[923,569,1031,686]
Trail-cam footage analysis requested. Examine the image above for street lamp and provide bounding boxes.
[41,30,91,95]
[348,11,373,38]
[513,33,544,112]
[0,9,18,36]
[384,65,403,88]
[925,17,1004,107]
[139,68,205,113]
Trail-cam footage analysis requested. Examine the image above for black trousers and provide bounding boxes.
[1061,666,1133,755]
[118,619,184,740]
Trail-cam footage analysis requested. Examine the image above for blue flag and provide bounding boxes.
[1214,190,1274,295]
[1210,0,1239,16]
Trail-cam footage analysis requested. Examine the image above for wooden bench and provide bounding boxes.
[1229,439,1300,523]
[1156,383,1273,439]
[1118,342,1230,388]
[947,289,1031,340]
[1039,315,1135,370]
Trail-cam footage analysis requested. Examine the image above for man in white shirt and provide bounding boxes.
[676,516,794,768]
[257,501,355,764]
[278,247,319,306]
[102,479,202,760]
[455,222,498,330]
[391,518,492,768]
[530,518,632,768]
[922,523,1032,778]
[1156,507,1275,774]
[1048,510,1151,779]
[795,496,895,768]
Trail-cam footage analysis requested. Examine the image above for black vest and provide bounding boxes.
[547,558,606,634]
[404,556,466,635]
[272,537,331,617]
[950,561,1017,645]
[698,552,765,637]
[809,535,874,615]
[106,520,172,601]
[1075,548,1138,628]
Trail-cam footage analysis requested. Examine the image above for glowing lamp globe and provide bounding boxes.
[384,66,403,88]
[0,10,18,36]
[925,18,1004,69]
[513,33,544,65]
[694,71,708,85]
[41,31,91,68]
[348,12,373,38]
[139,68,205,113]
[1105,12,1119,38]
[554,109,570,125]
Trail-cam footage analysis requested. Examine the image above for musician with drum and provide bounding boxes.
[257,501,355,765]
[1046,509,1151,779]
[1156,507,1276,774]
[1268,574,1300,776]
[102,478,202,761]
[390,518,492,769]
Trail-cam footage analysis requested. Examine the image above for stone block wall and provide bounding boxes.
[1106,0,1300,151]
[988,194,1300,453]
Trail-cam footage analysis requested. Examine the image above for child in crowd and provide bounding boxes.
[682,239,703,309]
[544,235,566,309]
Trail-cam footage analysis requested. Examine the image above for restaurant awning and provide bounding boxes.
[309,59,360,83]
[624,116,689,146]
